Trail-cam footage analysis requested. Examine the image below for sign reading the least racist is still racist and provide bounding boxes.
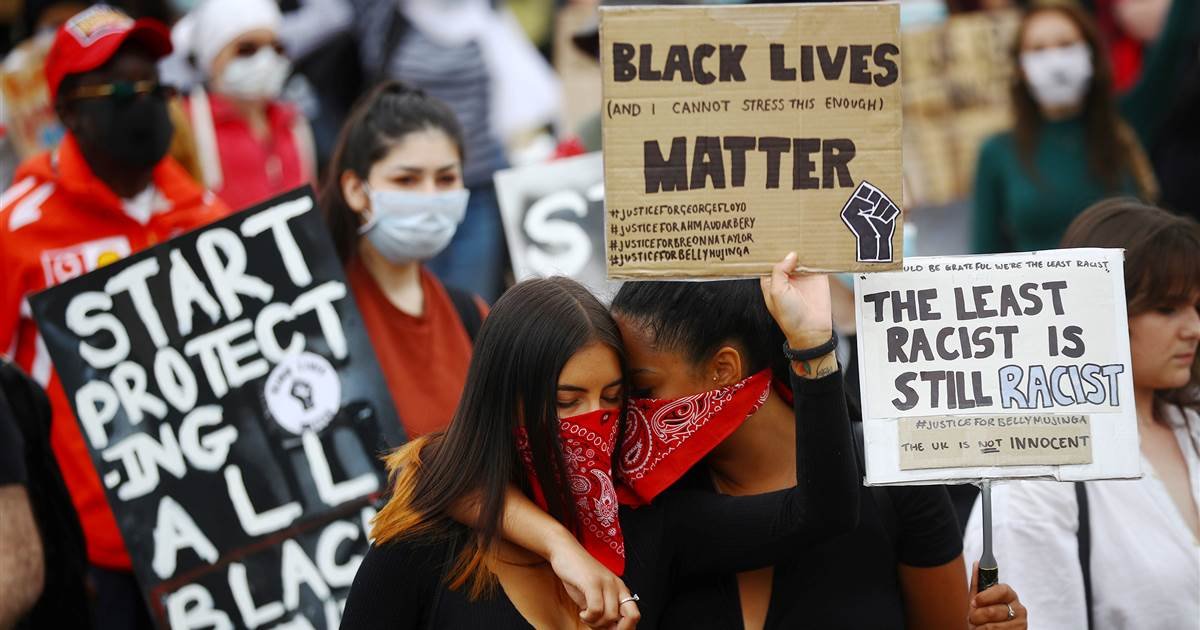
[854,249,1140,485]
[29,187,406,629]
[600,2,904,278]
[496,152,621,301]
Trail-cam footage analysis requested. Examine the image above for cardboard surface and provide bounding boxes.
[495,152,621,301]
[29,188,404,629]
[854,249,1139,485]
[902,10,1018,207]
[600,3,904,278]
[897,414,1093,470]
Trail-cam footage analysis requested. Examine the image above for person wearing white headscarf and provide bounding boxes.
[181,0,316,210]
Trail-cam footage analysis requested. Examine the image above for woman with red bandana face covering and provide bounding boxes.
[479,275,1027,628]
[340,257,860,629]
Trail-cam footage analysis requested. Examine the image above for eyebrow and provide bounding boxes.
[387,163,459,173]
[557,378,624,392]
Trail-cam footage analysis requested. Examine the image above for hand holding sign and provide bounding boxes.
[761,252,834,354]
[840,181,901,263]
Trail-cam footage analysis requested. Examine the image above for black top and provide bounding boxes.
[661,420,963,629]
[0,383,25,485]
[340,371,859,629]
[0,360,91,630]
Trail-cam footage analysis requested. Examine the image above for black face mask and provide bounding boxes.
[74,92,174,170]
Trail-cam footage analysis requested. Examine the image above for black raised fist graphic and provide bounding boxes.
[290,380,315,411]
[839,181,901,263]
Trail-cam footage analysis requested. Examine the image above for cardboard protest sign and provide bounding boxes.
[600,3,903,278]
[29,187,404,629]
[854,249,1139,485]
[902,10,1018,207]
[496,152,620,299]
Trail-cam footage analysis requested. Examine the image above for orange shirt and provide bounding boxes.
[0,134,230,569]
[347,258,480,439]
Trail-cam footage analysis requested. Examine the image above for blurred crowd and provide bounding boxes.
[0,0,1197,629]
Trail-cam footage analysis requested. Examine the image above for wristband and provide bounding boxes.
[781,334,838,362]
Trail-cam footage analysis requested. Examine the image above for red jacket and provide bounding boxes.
[190,91,314,213]
[0,134,229,569]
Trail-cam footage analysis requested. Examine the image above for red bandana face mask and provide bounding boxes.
[515,408,625,575]
[616,369,773,506]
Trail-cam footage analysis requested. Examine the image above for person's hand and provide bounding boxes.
[761,252,837,379]
[969,561,1028,630]
[546,533,640,628]
[760,252,833,349]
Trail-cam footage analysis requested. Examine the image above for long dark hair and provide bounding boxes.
[611,280,789,384]
[371,277,626,595]
[1061,198,1200,411]
[1012,1,1130,192]
[319,81,466,262]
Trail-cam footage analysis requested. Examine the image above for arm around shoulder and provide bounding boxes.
[0,484,44,627]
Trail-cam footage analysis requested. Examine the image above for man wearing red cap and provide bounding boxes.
[0,5,228,628]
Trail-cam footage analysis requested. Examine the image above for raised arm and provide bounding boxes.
[658,254,859,578]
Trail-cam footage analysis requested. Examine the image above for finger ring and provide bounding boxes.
[620,594,639,606]
[1007,603,1015,620]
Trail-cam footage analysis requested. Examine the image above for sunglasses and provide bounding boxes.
[66,79,176,103]
[234,40,287,58]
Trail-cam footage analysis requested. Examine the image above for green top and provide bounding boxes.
[971,0,1197,254]
[1119,0,1198,146]
[971,117,1137,253]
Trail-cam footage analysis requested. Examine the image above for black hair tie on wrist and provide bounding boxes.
[782,335,838,362]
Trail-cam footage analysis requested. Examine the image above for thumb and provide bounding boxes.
[969,560,980,602]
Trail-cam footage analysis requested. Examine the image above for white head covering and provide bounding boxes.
[188,0,281,76]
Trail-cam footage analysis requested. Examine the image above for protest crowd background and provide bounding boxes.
[0,0,1196,628]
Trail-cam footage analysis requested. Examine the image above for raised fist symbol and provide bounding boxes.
[839,181,901,263]
[290,380,315,411]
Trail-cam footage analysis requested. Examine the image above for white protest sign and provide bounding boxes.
[854,249,1140,485]
[495,152,620,300]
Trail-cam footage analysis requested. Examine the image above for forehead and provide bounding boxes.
[559,342,622,384]
[374,128,461,169]
[1022,10,1085,46]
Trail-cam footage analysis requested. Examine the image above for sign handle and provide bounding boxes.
[978,479,999,592]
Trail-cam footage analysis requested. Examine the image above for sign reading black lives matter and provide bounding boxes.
[601,3,904,278]
[496,152,620,300]
[855,249,1139,485]
[30,187,405,629]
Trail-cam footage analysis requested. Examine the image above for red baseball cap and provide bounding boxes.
[44,5,173,103]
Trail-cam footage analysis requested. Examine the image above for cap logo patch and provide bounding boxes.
[65,6,134,47]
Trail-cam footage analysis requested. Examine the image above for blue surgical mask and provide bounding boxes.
[358,187,470,264]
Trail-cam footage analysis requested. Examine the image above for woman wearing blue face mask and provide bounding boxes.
[320,81,486,440]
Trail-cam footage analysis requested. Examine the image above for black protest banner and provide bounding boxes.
[30,187,405,629]
[495,152,620,299]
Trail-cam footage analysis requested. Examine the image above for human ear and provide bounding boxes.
[708,345,745,387]
[340,170,370,217]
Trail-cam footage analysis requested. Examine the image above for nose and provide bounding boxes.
[1181,307,1200,340]
[577,396,603,415]
[418,179,439,195]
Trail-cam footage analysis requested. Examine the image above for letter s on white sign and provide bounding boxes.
[523,191,591,277]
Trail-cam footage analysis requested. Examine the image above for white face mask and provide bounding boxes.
[1020,43,1093,110]
[216,48,291,101]
[358,187,470,264]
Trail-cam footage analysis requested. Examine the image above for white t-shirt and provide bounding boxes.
[963,406,1200,630]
